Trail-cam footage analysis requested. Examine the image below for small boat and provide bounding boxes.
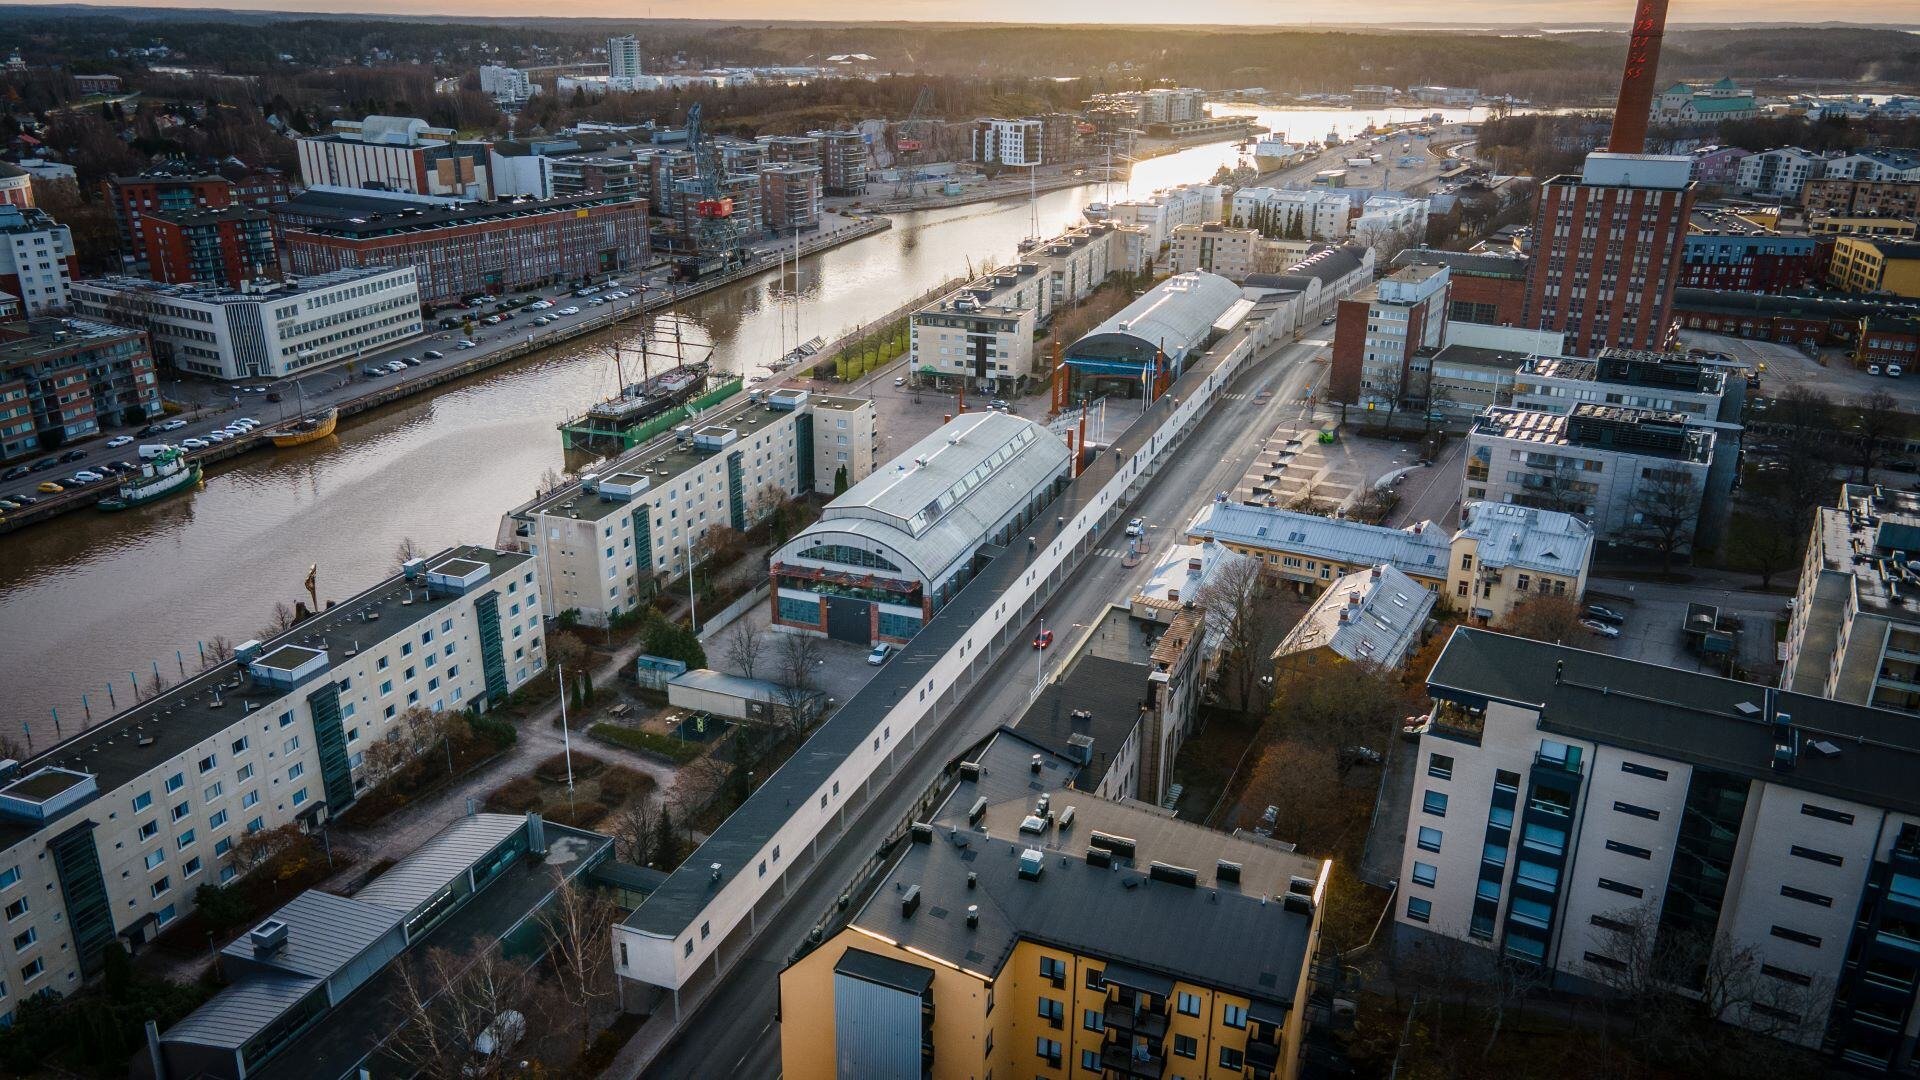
[97,446,202,511]
[268,404,338,447]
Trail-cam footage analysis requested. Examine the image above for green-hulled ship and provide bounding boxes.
[97,446,202,512]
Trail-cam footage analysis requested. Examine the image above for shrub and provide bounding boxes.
[535,750,606,783]
[597,764,657,805]
[590,723,702,764]
[468,711,518,749]
[542,801,604,830]
[485,776,544,813]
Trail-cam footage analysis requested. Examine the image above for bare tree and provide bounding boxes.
[386,945,547,1080]
[264,600,298,635]
[719,619,764,681]
[200,635,235,672]
[392,535,423,572]
[608,798,656,865]
[1629,468,1703,577]
[539,879,619,1056]
[1194,553,1266,714]
[1496,595,1589,645]
[1852,388,1903,483]
[774,631,827,731]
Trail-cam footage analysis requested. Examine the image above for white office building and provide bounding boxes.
[971,118,1043,167]
[69,267,424,381]
[478,65,536,105]
[1399,626,1920,1072]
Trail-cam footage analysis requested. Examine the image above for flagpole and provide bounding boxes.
[557,662,574,791]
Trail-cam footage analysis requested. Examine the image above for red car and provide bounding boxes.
[1032,629,1054,649]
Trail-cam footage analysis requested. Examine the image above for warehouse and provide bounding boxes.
[1064,269,1244,397]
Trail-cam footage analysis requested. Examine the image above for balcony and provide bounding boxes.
[1104,999,1169,1040]
[1248,1038,1282,1074]
[1532,751,1583,776]
[1101,1038,1168,1079]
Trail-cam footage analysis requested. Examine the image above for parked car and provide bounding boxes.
[10,494,35,506]
[71,470,102,483]
[59,449,87,463]
[867,642,894,666]
[207,431,228,443]
[1584,604,1625,625]
[1892,364,1906,378]
[1338,746,1384,769]
[162,419,188,431]
[36,481,63,494]
[1871,364,1885,376]
[894,376,906,387]
[1125,517,1144,537]
[180,438,209,450]
[455,340,478,349]
[558,306,581,316]
[106,435,134,448]
[0,499,18,512]
[2,465,30,481]
[1581,619,1621,639]
[30,456,58,471]
[364,366,388,377]
[423,350,445,360]
[137,424,161,438]
[402,356,422,367]
[988,398,1010,411]
[1032,629,1054,649]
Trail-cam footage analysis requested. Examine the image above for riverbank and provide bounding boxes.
[0,214,892,537]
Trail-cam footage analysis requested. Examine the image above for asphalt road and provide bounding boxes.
[636,333,1329,1080]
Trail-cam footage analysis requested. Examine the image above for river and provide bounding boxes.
[0,104,1486,745]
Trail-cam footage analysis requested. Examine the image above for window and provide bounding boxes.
[203,781,223,802]
[184,857,202,878]
[1223,1003,1247,1028]
[1428,753,1454,780]
[236,763,254,783]
[1612,801,1660,821]
[1422,791,1448,817]
[1495,769,1520,791]
[1080,1048,1101,1072]
[1591,913,1633,934]
[21,959,43,982]
[1597,877,1643,898]
[176,830,195,850]
[150,877,170,898]
[1037,996,1064,1026]
[1762,964,1813,987]
[1620,761,1668,781]
[1412,862,1437,887]
[171,801,190,822]
[284,736,301,754]
[0,868,16,891]
[1177,991,1202,1016]
[1173,1034,1199,1059]
[245,816,263,833]
[1801,803,1855,825]
[144,848,166,870]
[1781,885,1834,908]
[164,772,184,794]
[132,791,152,813]
[1035,1037,1061,1067]
[1605,840,1652,860]
[2,898,25,921]
[288,762,305,781]
[278,710,294,728]
[1085,967,1105,991]
[1406,896,1432,923]
[1416,827,1442,853]
[1771,925,1822,948]
[1790,845,1844,868]
[1083,1007,1105,1032]
[197,754,217,774]
[241,790,259,809]
[231,736,249,754]
[1039,956,1066,988]
[11,928,34,951]
[1583,951,1626,971]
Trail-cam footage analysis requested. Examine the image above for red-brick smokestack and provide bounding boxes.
[1606,0,1671,154]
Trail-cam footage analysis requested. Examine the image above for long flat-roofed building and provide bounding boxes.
[0,547,540,1020]
[1784,484,1920,715]
[780,729,1331,1080]
[1065,270,1244,398]
[1399,626,1920,1072]
[770,410,1072,646]
[910,262,1053,393]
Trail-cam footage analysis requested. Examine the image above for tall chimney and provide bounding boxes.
[1606,0,1671,154]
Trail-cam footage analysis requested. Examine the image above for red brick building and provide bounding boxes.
[1669,287,1920,356]
[0,318,159,460]
[142,206,276,287]
[1394,247,1529,326]
[1678,230,1824,295]
[1521,153,1695,357]
[106,172,234,275]
[1328,262,1449,405]
[271,190,649,305]
[0,163,32,209]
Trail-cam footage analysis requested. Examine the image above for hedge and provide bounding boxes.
[590,724,702,764]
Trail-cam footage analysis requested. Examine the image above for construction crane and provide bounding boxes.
[679,102,742,279]
[892,86,937,198]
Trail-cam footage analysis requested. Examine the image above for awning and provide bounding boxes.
[1100,960,1174,997]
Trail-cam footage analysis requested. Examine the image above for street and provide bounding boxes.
[633,329,1329,1079]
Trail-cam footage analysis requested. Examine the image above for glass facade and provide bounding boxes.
[1655,766,1750,989]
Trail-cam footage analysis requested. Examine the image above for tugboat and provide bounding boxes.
[97,446,201,511]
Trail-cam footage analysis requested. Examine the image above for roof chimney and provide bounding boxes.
[1607,0,1670,154]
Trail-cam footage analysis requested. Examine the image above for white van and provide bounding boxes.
[138,443,174,460]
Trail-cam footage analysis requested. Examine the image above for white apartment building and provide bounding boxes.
[1106,183,1228,252]
[1783,484,1920,716]
[1355,195,1431,245]
[70,267,423,381]
[0,546,540,1021]
[607,35,644,80]
[1231,186,1351,241]
[909,261,1052,390]
[971,118,1043,167]
[1166,222,1260,280]
[1400,626,1920,1072]
[0,206,74,316]
[515,388,877,628]
[1821,149,1920,183]
[478,65,535,105]
[1025,222,1124,306]
[1737,147,1829,200]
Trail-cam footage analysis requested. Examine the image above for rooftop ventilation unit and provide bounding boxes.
[250,918,290,955]
[1148,861,1198,888]
[1018,848,1045,880]
[1086,846,1112,868]
[1019,815,1047,834]
[901,884,921,918]
[1216,859,1242,885]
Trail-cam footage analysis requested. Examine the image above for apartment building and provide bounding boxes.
[517,388,876,628]
[1273,563,1435,672]
[1522,153,1695,357]
[1329,261,1449,405]
[1509,347,1736,422]
[1399,626,1920,1072]
[779,729,1330,1080]
[1354,195,1430,245]
[0,547,540,1022]
[674,172,762,252]
[1822,149,1920,184]
[1783,484,1920,715]
[1167,223,1260,280]
[141,206,276,288]
[0,205,75,316]
[807,129,868,195]
[1802,178,1920,220]
[270,189,648,305]
[1831,238,1920,298]
[1680,224,1822,295]
[972,118,1044,167]
[0,318,160,459]
[70,267,423,382]
[105,172,235,276]
[1108,184,1227,253]
[1026,223,1124,307]
[1737,147,1829,201]
[758,135,822,169]
[1230,186,1350,242]
[295,115,493,201]
[608,34,643,80]
[911,262,1053,391]
[478,65,535,105]
[770,411,1071,646]
[1463,403,1721,551]
[1688,145,1753,184]
[1447,502,1594,622]
[1087,87,1208,126]
[759,162,822,234]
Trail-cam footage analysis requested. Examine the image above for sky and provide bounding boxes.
[14,0,1920,24]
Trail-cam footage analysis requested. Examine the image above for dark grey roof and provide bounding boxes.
[852,731,1325,1004]
[270,189,641,238]
[1430,343,1529,371]
[220,891,403,980]
[1428,628,1920,816]
[1393,246,1530,279]
[354,812,527,913]
[163,972,323,1050]
[1014,654,1151,793]
[835,947,935,994]
[621,294,1266,938]
[1672,287,1920,323]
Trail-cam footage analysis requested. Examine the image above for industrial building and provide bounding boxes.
[779,728,1331,1080]
[910,262,1053,392]
[295,115,494,201]
[517,388,876,628]
[1065,271,1245,397]
[1398,626,1920,1073]
[769,410,1072,646]
[0,317,160,460]
[146,811,610,1080]
[0,205,75,316]
[0,547,541,1023]
[270,188,648,306]
[70,267,423,381]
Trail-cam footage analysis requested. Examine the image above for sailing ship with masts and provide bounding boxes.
[559,318,716,452]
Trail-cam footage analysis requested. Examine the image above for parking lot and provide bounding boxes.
[1681,329,1920,410]
[1582,574,1789,681]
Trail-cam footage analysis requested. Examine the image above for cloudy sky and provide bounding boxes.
[25,0,1920,23]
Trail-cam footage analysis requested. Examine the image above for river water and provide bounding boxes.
[0,105,1486,744]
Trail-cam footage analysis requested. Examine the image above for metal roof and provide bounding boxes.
[163,972,324,1050]
[779,412,1072,582]
[354,812,527,914]
[1275,564,1433,668]
[1186,501,1451,578]
[1454,502,1594,579]
[219,891,404,980]
[1071,271,1243,365]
